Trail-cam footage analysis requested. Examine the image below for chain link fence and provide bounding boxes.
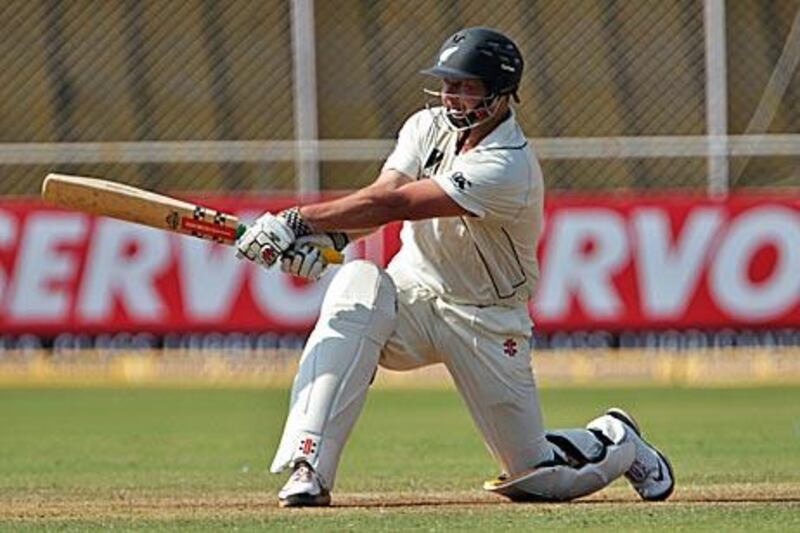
[727,0,800,188]
[0,0,798,195]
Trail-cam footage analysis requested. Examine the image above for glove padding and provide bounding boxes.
[235,213,295,267]
[280,235,338,281]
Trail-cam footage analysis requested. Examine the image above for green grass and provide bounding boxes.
[1,386,799,530]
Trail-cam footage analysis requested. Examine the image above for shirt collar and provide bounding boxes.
[474,108,524,151]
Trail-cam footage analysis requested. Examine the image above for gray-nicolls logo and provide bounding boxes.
[450,172,471,190]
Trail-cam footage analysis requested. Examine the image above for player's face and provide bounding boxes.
[423,77,500,131]
[439,78,489,114]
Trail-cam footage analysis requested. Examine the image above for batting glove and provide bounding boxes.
[280,233,350,281]
[235,207,315,267]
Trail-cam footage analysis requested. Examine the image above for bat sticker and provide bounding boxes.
[180,216,237,242]
[165,211,180,230]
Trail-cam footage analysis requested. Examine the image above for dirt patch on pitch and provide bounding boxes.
[1,483,798,521]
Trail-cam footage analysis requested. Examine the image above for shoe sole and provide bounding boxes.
[279,491,332,508]
[606,408,675,502]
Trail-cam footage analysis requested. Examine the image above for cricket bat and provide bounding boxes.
[40,173,343,263]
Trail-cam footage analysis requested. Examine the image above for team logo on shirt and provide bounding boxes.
[450,172,472,190]
[422,148,444,179]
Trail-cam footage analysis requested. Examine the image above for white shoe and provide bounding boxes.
[606,408,675,501]
[278,461,331,508]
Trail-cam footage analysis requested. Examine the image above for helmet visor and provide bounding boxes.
[420,65,482,80]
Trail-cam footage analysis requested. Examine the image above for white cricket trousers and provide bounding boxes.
[380,278,553,475]
[270,261,632,497]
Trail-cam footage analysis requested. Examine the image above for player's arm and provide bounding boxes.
[335,169,414,241]
[237,168,460,275]
[236,111,452,267]
[299,173,469,231]
[236,176,467,268]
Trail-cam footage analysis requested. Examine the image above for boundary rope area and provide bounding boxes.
[1,348,799,388]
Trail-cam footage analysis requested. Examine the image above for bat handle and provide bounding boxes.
[235,223,248,241]
[235,224,344,264]
[320,248,345,264]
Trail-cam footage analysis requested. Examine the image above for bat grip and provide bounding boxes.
[235,223,344,264]
[320,248,345,264]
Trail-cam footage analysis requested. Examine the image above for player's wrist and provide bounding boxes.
[278,206,315,238]
[279,206,349,252]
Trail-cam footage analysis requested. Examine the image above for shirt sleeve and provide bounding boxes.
[382,111,425,179]
[432,152,535,221]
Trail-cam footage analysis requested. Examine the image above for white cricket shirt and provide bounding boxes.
[383,107,544,308]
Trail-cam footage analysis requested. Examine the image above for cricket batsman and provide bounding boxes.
[235,27,674,507]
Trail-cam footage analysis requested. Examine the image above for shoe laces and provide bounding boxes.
[290,462,314,484]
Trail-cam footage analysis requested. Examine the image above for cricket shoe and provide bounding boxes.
[606,408,675,501]
[278,461,331,508]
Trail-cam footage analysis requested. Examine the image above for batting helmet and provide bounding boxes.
[421,27,524,100]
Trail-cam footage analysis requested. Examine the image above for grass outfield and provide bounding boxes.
[1,386,799,531]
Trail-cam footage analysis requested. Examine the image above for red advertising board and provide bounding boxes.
[534,194,800,331]
[0,193,797,334]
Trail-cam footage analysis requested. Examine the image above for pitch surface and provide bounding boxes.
[1,386,798,530]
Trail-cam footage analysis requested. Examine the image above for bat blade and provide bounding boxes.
[42,173,241,244]
[40,173,343,263]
